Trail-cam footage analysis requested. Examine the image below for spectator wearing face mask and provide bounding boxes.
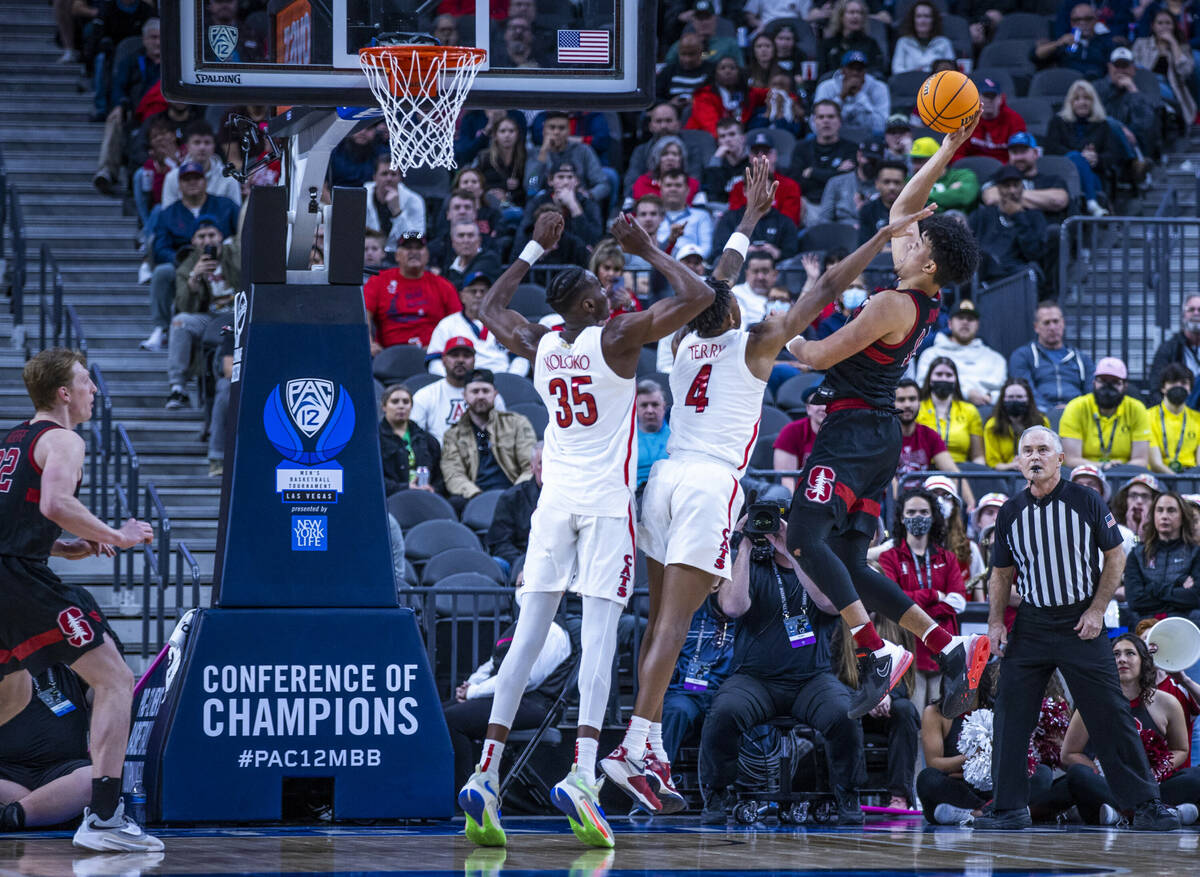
[1148,364,1200,475]
[816,278,869,339]
[917,357,985,465]
[1060,357,1152,471]
[983,377,1050,470]
[922,475,986,581]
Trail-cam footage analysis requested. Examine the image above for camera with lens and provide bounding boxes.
[744,499,786,562]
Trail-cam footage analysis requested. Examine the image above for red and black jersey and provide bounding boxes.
[821,288,941,410]
[0,421,70,562]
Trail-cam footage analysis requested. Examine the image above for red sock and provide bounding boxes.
[851,622,884,652]
[923,624,953,653]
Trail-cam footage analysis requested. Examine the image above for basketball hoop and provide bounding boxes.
[358,44,487,174]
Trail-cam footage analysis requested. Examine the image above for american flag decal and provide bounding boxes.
[557,29,611,64]
[1105,513,1116,528]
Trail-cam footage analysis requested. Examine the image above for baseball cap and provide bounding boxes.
[991,164,1024,185]
[1007,131,1039,150]
[1070,464,1110,499]
[909,136,940,159]
[675,242,706,262]
[747,130,774,151]
[193,214,222,231]
[950,299,979,318]
[398,229,426,245]
[1111,46,1134,63]
[1122,473,1164,495]
[972,492,1009,525]
[800,384,825,404]
[443,336,475,355]
[922,474,961,501]
[885,113,911,132]
[859,138,884,159]
[1094,356,1128,380]
[976,76,1002,95]
[461,271,493,289]
[841,50,869,67]
[179,161,206,178]
[549,159,578,176]
[693,0,714,16]
[466,368,495,386]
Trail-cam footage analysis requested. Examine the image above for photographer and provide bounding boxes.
[164,219,240,411]
[0,667,92,830]
[698,502,866,826]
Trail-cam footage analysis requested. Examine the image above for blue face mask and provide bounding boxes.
[765,299,790,317]
[842,287,868,312]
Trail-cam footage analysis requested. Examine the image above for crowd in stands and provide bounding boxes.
[33,0,1200,825]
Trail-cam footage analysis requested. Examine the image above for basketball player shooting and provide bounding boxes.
[783,114,990,721]
[0,349,161,852]
[598,157,937,813]
[456,210,718,848]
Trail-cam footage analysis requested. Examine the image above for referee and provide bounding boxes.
[976,425,1179,831]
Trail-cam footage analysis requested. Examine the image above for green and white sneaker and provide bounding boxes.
[458,770,506,847]
[551,765,615,849]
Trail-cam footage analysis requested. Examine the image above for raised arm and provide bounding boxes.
[601,215,715,369]
[710,155,777,285]
[891,113,979,271]
[477,212,558,360]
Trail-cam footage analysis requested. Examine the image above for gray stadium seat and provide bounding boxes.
[761,128,796,168]
[1033,154,1081,203]
[511,283,550,319]
[994,12,1051,41]
[403,373,439,393]
[749,434,778,470]
[405,519,483,563]
[372,345,429,384]
[972,69,1017,100]
[1005,96,1055,138]
[493,372,542,406]
[953,155,1003,185]
[942,14,972,58]
[511,401,549,439]
[421,547,505,586]
[387,490,457,531]
[800,223,859,255]
[429,572,511,617]
[888,71,929,114]
[1028,68,1083,109]
[760,404,792,437]
[637,346,659,377]
[461,489,505,535]
[776,373,825,414]
[678,129,717,172]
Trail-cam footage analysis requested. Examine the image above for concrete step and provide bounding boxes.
[0,102,91,122]
[16,198,126,218]
[0,74,89,94]
[26,228,142,251]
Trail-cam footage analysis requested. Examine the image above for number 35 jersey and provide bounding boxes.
[533,326,637,516]
[668,329,767,472]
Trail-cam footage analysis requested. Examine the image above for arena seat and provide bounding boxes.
[403,372,440,393]
[800,223,859,255]
[750,433,779,470]
[775,373,825,415]
[953,155,1003,184]
[511,401,549,439]
[994,11,1051,41]
[404,519,483,565]
[1004,97,1055,139]
[372,345,430,384]
[636,346,659,377]
[387,490,457,531]
[421,547,505,587]
[971,69,1017,101]
[760,404,792,437]
[400,559,419,587]
[1028,67,1083,109]
[493,372,542,406]
[512,283,551,319]
[461,489,505,536]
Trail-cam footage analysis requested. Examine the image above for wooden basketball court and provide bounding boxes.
[3,815,1194,876]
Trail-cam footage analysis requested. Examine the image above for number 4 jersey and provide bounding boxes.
[668,329,767,472]
[533,326,637,516]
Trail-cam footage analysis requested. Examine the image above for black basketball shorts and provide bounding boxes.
[0,556,119,679]
[791,404,902,536]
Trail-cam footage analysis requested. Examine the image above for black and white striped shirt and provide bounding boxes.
[992,479,1124,608]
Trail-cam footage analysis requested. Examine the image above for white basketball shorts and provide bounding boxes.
[522,501,637,606]
[638,458,742,580]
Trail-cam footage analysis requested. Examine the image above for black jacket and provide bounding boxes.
[486,479,541,565]
[968,204,1047,281]
[379,419,444,496]
[1124,538,1200,617]
[1042,117,1123,175]
[1150,332,1200,401]
[713,206,800,261]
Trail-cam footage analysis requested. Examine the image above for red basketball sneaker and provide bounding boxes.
[642,751,686,814]
[600,745,661,812]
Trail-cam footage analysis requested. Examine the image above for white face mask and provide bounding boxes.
[842,287,868,312]
[937,496,956,521]
[765,299,790,317]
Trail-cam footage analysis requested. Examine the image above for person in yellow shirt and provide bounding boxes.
[1059,356,1151,470]
[983,377,1051,470]
[1148,363,1199,474]
[917,357,985,464]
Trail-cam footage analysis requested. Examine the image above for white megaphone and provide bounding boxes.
[1146,617,1200,672]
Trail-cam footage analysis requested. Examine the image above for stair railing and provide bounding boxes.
[7,184,25,350]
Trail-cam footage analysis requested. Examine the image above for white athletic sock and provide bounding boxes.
[648,722,667,762]
[575,738,599,785]
[621,716,651,759]
[477,739,504,780]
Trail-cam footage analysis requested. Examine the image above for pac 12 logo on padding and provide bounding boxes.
[264,378,355,504]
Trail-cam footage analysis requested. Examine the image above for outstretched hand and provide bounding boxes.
[531,210,565,250]
[884,204,937,237]
[743,154,778,220]
[610,213,656,257]
[942,110,981,152]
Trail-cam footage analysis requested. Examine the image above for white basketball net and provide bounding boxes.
[358,47,486,174]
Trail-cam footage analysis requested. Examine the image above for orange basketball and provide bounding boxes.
[916,70,980,134]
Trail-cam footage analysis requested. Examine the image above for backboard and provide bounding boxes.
[161,0,655,110]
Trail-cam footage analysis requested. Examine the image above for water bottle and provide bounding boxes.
[128,781,147,825]
[737,26,747,48]
[1070,27,1081,52]
[415,466,430,488]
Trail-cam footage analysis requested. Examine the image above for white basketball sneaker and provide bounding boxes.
[72,802,164,852]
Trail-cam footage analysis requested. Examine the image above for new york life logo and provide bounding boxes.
[292,515,328,551]
[263,379,355,513]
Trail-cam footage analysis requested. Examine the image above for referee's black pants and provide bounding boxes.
[992,602,1159,812]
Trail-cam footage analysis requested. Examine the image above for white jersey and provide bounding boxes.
[667,328,767,472]
[533,325,636,516]
[410,379,506,443]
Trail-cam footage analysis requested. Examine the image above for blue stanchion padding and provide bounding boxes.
[148,608,452,821]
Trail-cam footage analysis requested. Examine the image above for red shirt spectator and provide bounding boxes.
[728,173,802,225]
[898,424,947,484]
[953,80,1026,164]
[878,540,966,672]
[363,234,461,349]
[631,173,701,205]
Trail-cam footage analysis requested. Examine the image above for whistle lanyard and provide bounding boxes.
[931,402,952,444]
[1093,413,1119,461]
[911,548,933,591]
[1160,407,1187,465]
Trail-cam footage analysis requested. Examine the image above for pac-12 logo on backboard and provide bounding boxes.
[263,378,355,466]
[208,25,239,62]
[804,466,836,504]
[287,379,334,438]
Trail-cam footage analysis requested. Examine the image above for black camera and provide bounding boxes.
[204,244,218,258]
[744,499,787,562]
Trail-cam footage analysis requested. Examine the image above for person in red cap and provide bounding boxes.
[362,231,462,352]
[1060,356,1151,470]
[410,336,507,443]
[953,76,1027,164]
